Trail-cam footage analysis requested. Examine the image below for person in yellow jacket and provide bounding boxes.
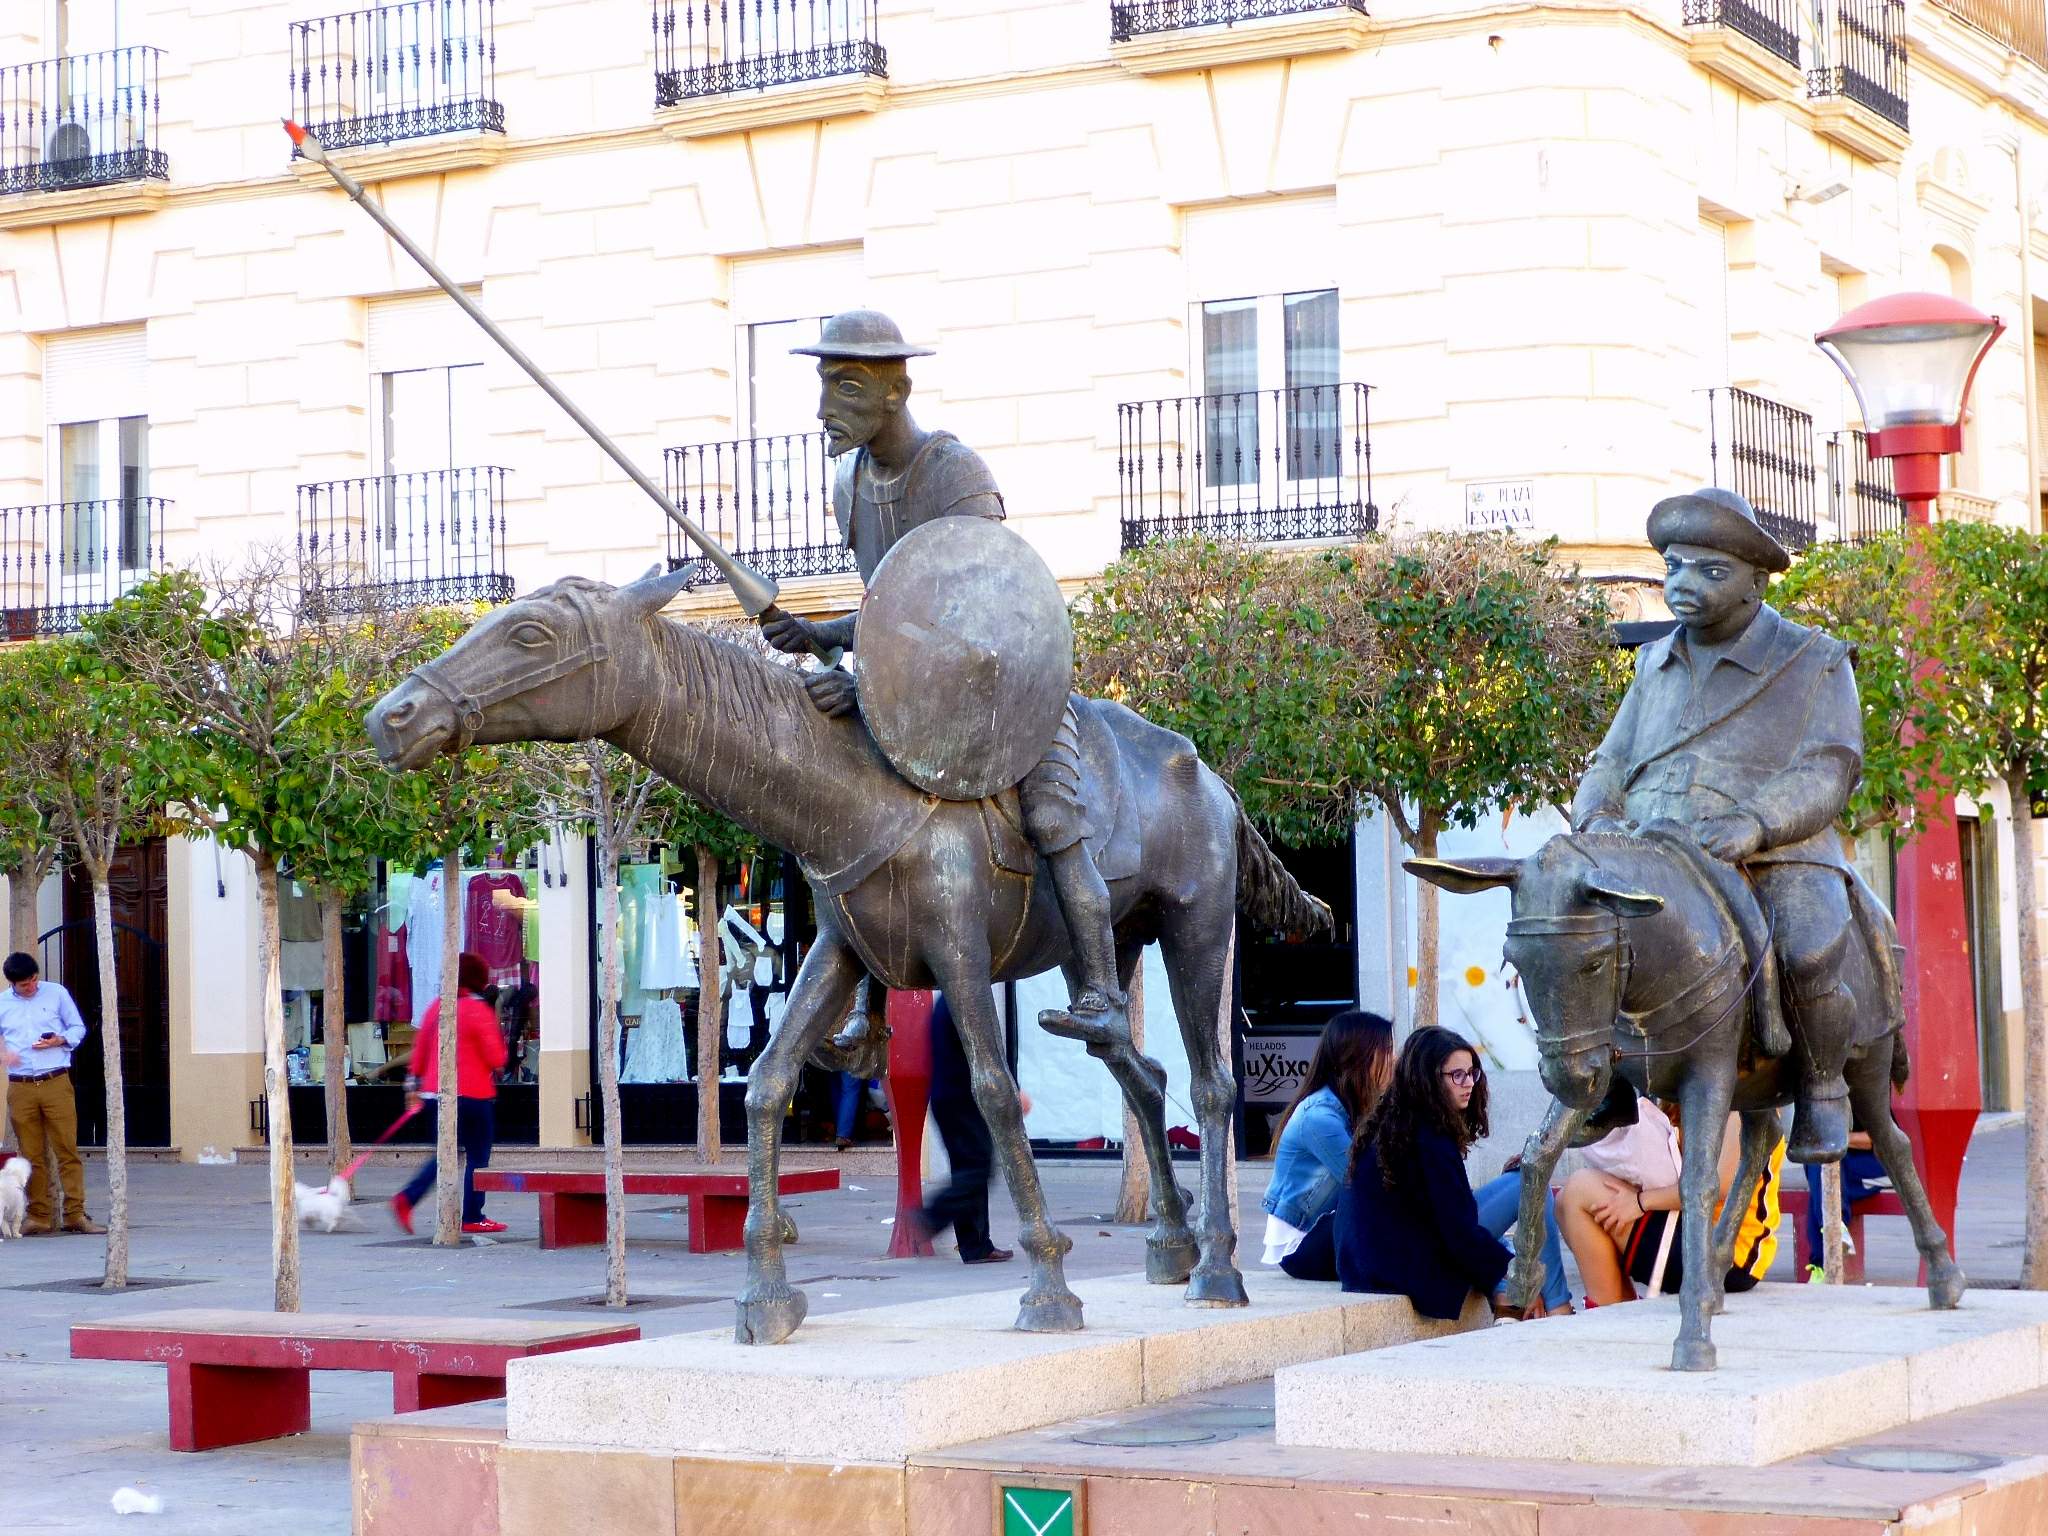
[1558,1101,1783,1307]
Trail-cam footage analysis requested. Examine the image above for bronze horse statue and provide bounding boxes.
[367,566,1328,1344]
[1411,830,1963,1372]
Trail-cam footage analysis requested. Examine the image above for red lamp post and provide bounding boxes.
[1815,291,2004,1269]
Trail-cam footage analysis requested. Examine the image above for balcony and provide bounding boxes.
[290,1,503,161]
[0,496,168,639]
[652,0,886,133]
[1682,0,1802,96]
[1808,0,1908,159]
[1108,0,1371,71]
[662,430,855,587]
[297,467,513,614]
[0,48,167,200]
[1117,383,1377,552]
[1703,386,1818,552]
[1826,431,1903,543]
[1933,0,2048,68]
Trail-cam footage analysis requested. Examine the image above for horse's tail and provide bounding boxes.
[1890,1028,1911,1090]
[1234,804,1332,940]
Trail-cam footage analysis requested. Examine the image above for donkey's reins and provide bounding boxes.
[409,584,611,751]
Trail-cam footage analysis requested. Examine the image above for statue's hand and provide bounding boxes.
[804,667,860,718]
[762,611,821,655]
[1694,811,1764,863]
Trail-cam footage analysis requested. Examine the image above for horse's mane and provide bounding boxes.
[645,608,815,744]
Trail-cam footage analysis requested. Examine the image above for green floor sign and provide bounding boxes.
[1000,1484,1077,1536]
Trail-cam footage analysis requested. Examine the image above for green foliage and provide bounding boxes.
[1925,520,2048,798]
[0,645,62,877]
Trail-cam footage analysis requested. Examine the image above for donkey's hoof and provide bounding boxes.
[1185,1266,1250,1308]
[1927,1261,1967,1310]
[1670,1336,1717,1373]
[735,1288,808,1346]
[1146,1232,1199,1285]
[1016,1289,1086,1333]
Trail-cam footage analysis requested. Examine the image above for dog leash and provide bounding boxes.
[340,1101,424,1183]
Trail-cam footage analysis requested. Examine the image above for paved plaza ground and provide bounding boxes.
[0,1119,2029,1535]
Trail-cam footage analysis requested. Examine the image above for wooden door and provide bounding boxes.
[56,839,170,1146]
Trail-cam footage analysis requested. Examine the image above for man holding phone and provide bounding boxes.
[0,951,101,1235]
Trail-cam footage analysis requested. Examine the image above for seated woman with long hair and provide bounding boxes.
[1259,1010,1396,1265]
[1333,1025,1545,1320]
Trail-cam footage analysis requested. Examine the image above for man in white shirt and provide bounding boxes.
[0,952,102,1235]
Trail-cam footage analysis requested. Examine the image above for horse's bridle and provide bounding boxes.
[407,585,610,752]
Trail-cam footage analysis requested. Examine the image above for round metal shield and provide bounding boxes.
[855,517,1073,801]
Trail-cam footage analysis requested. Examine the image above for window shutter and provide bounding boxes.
[42,326,147,424]
[1183,198,1337,301]
[367,291,486,375]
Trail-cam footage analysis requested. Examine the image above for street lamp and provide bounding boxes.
[1815,291,2005,513]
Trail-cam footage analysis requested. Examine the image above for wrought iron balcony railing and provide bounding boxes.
[1118,383,1377,552]
[652,0,886,103]
[289,0,503,155]
[662,430,854,585]
[0,495,168,638]
[1827,430,1904,542]
[1702,386,1818,552]
[1110,0,1369,42]
[297,466,513,613]
[1933,0,2048,69]
[1681,0,1800,65]
[1808,0,1908,128]
[0,47,168,198]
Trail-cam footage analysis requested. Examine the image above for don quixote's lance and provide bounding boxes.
[281,119,837,664]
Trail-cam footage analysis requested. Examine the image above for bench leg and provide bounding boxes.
[537,1191,606,1249]
[394,1369,507,1413]
[167,1361,310,1451]
[689,1193,748,1254]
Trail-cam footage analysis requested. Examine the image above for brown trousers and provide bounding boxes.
[8,1072,87,1226]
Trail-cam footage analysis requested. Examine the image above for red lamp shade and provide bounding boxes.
[1816,291,2003,467]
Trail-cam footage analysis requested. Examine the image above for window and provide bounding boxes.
[366,292,489,571]
[42,327,150,594]
[1196,287,1340,492]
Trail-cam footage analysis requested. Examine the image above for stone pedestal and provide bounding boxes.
[1275,1283,2048,1467]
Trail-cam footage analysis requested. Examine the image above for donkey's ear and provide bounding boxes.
[1404,857,1520,895]
[1582,877,1664,919]
[617,562,693,618]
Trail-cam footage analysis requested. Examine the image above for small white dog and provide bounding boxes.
[294,1175,354,1233]
[0,1154,31,1240]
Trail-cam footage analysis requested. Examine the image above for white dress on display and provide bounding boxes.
[622,996,690,1083]
[639,879,694,991]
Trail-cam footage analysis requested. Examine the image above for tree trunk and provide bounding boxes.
[1411,821,1440,1031]
[254,852,301,1310]
[92,870,130,1289]
[599,844,628,1306]
[2013,766,2048,1290]
[9,855,44,953]
[1821,1160,1845,1283]
[1114,963,1149,1224]
[321,891,352,1179]
[434,851,464,1247]
[693,846,722,1166]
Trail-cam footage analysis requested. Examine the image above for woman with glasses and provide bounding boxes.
[1326,1025,1549,1320]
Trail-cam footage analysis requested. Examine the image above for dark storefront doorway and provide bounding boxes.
[46,840,171,1147]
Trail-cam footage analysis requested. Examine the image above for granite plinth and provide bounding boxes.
[505,1267,1482,1463]
[1275,1283,2048,1468]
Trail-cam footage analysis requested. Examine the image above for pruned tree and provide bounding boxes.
[0,645,62,956]
[18,635,175,1289]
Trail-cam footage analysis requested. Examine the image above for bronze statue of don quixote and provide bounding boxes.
[314,118,1959,1369]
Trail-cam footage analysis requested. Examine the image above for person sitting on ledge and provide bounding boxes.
[1322,1025,1546,1321]
[1259,1009,1395,1268]
[1557,1098,1782,1306]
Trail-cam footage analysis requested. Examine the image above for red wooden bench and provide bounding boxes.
[1779,1183,1911,1282]
[71,1310,638,1452]
[471,1166,840,1252]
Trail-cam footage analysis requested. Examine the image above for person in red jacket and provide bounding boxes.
[392,952,508,1235]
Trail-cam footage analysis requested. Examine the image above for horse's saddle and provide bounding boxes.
[980,698,1142,885]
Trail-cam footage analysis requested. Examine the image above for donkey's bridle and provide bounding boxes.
[407,585,610,751]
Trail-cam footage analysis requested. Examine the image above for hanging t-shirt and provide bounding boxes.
[408,865,447,1009]
[375,921,412,1023]
[640,882,694,991]
[465,870,527,987]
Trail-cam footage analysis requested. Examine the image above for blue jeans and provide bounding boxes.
[1474,1171,1571,1312]
[835,1074,873,1142]
[399,1097,495,1224]
[1802,1149,1888,1261]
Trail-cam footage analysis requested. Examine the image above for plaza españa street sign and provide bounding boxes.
[1000,1484,1079,1536]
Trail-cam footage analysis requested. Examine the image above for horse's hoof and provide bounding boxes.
[1146,1232,1198,1285]
[1670,1336,1717,1372]
[1927,1261,1967,1310]
[1015,1290,1085,1333]
[735,1288,808,1346]
[1185,1266,1250,1308]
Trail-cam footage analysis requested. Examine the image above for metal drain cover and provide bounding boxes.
[1822,1447,2006,1474]
[1069,1422,1222,1447]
